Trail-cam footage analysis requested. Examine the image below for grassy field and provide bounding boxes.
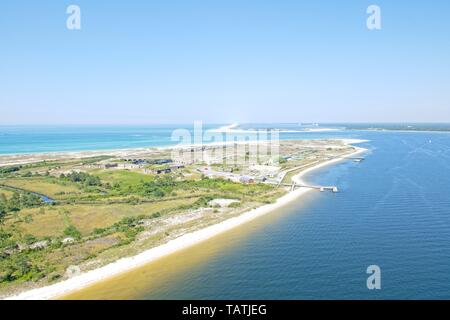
[0,188,15,199]
[0,159,284,294]
[0,178,81,199]
[6,197,201,237]
[93,169,155,186]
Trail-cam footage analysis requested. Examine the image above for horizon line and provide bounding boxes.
[2,122,450,126]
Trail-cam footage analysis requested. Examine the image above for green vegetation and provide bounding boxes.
[63,225,82,240]
[0,192,43,220]
[228,201,241,208]
[60,171,102,187]
[0,157,284,294]
[0,251,48,283]
[278,156,287,164]
[0,166,21,176]
[1,178,80,199]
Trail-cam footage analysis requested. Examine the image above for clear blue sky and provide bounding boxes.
[1,0,449,124]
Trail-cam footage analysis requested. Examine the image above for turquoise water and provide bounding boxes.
[2,126,450,298]
[132,130,449,299]
[0,124,355,155]
[0,125,198,154]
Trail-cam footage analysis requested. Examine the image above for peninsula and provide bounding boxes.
[0,139,366,299]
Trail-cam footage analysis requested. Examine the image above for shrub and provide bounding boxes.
[61,171,102,186]
[228,201,241,208]
[63,225,81,239]
[0,166,21,175]
[93,228,107,235]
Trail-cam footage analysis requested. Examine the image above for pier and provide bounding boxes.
[281,182,339,193]
[273,153,364,193]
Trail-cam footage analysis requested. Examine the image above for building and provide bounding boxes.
[239,176,255,184]
[103,163,118,169]
[169,164,185,170]
[249,164,280,178]
[156,168,172,174]
[155,164,185,174]
[148,159,173,165]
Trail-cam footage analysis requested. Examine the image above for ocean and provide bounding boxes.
[0,124,357,155]
[131,130,450,299]
[2,125,450,299]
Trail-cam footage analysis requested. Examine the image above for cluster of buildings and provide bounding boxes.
[152,164,185,174]
[93,158,187,175]
[197,163,282,185]
[87,150,286,185]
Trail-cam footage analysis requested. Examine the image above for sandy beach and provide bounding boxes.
[0,138,366,167]
[4,144,367,300]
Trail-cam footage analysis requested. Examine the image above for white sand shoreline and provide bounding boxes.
[0,138,368,167]
[4,144,367,300]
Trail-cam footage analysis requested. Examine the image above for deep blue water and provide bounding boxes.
[131,130,449,299]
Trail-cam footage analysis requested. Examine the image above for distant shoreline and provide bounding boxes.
[0,138,366,166]
[1,124,449,158]
[4,141,367,300]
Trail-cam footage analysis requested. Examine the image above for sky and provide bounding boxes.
[1,0,450,125]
